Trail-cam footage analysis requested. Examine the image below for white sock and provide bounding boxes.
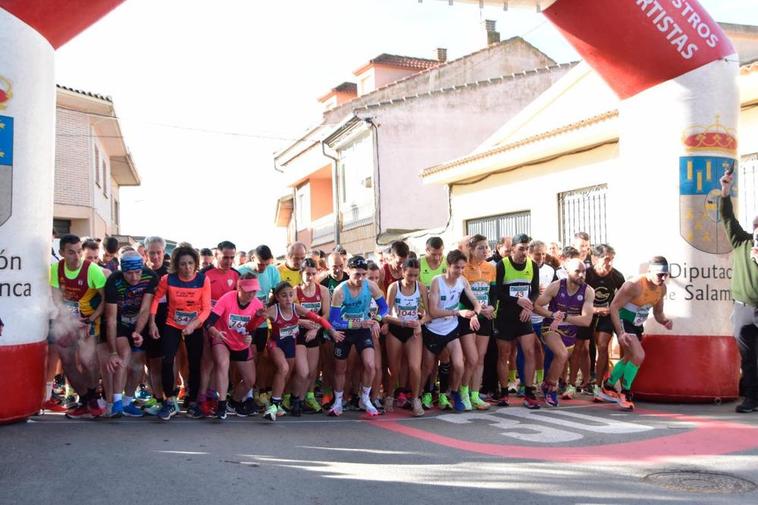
[334,391,344,406]
[361,385,371,399]
[124,395,134,406]
[246,389,254,400]
[44,382,53,402]
[113,393,122,403]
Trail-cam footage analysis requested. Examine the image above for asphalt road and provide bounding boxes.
[2,399,758,505]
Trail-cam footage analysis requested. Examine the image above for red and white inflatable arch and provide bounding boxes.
[0,0,739,422]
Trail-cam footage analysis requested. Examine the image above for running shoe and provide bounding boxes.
[123,402,144,417]
[735,398,758,413]
[592,384,604,403]
[143,401,162,416]
[157,401,178,421]
[411,398,425,417]
[199,401,213,418]
[438,393,453,411]
[41,399,67,413]
[207,398,219,416]
[459,386,473,411]
[226,400,242,417]
[359,396,380,416]
[517,385,525,398]
[383,396,394,413]
[496,394,510,407]
[396,392,409,409]
[326,402,343,417]
[65,405,93,420]
[216,402,228,421]
[544,390,559,408]
[88,398,106,418]
[240,398,258,416]
[522,393,541,410]
[141,396,159,409]
[321,391,334,408]
[561,385,576,400]
[186,403,204,419]
[304,394,322,414]
[136,385,152,401]
[597,381,621,403]
[421,392,433,410]
[263,404,278,422]
[276,404,287,417]
[618,390,634,411]
[254,391,270,409]
[507,381,519,394]
[470,392,490,410]
[282,394,292,412]
[291,398,303,417]
[177,387,186,401]
[451,391,466,412]
[110,400,124,418]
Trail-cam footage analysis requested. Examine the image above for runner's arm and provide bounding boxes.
[461,278,482,316]
[533,280,560,319]
[382,282,403,326]
[567,286,595,327]
[652,286,672,329]
[609,281,639,337]
[134,293,154,336]
[104,302,119,354]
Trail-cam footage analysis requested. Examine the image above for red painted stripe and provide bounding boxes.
[374,409,758,463]
[544,0,734,99]
[0,0,124,49]
[0,341,47,424]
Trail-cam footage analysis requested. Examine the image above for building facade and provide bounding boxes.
[53,85,139,239]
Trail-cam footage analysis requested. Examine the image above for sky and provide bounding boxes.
[54,0,758,256]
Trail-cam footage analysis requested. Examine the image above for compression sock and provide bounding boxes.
[124,395,134,406]
[508,369,517,383]
[608,361,627,387]
[622,362,640,390]
[535,369,544,384]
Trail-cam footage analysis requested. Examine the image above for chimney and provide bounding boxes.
[484,19,500,45]
[436,48,447,63]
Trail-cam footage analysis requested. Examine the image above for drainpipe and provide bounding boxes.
[321,141,341,247]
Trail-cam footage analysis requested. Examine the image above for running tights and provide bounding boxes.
[160,325,203,401]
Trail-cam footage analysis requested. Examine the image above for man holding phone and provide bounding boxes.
[720,171,758,413]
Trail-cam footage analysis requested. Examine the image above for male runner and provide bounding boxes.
[585,244,625,399]
[50,234,107,418]
[533,258,595,407]
[494,233,541,408]
[419,236,447,290]
[327,256,389,416]
[421,249,482,412]
[103,251,157,417]
[599,256,673,410]
[320,251,349,296]
[278,242,307,287]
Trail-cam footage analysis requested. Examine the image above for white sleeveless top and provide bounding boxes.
[392,281,422,322]
[426,275,465,335]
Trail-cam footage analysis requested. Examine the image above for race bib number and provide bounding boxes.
[343,312,363,322]
[63,300,80,317]
[175,310,198,325]
[633,306,651,326]
[396,304,417,321]
[301,301,321,313]
[228,314,252,335]
[509,285,529,298]
[472,284,489,304]
[279,324,298,339]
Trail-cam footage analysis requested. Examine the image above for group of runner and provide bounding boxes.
[43,230,673,422]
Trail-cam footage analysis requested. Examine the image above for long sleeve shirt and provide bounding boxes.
[720,196,758,306]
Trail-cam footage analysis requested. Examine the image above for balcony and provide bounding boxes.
[311,213,336,246]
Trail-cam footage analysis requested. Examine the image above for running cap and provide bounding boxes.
[347,255,368,270]
[120,253,144,272]
[238,278,261,292]
[648,256,669,274]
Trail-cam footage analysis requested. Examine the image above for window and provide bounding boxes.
[466,210,531,250]
[295,183,311,230]
[53,219,71,236]
[338,131,374,225]
[94,146,101,187]
[113,199,120,227]
[102,159,108,197]
[558,184,608,246]
[739,153,758,230]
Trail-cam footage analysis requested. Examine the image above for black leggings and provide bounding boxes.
[160,325,203,401]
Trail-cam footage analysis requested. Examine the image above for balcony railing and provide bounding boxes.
[311,213,335,245]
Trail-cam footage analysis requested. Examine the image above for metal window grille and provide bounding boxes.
[739,153,758,230]
[558,184,608,246]
[466,210,531,249]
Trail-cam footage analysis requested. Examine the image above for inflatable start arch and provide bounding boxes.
[0,0,739,422]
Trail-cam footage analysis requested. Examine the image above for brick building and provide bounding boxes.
[53,85,139,239]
